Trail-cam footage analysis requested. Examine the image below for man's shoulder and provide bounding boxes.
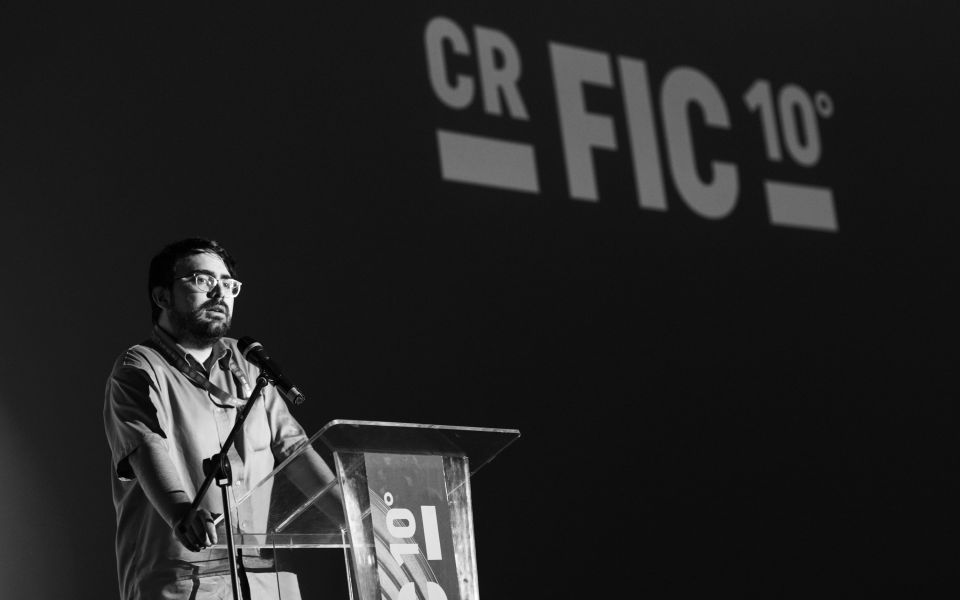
[109,340,168,377]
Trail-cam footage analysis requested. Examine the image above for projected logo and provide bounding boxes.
[425,15,838,232]
[365,453,461,600]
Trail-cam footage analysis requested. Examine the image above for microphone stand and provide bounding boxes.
[191,373,271,600]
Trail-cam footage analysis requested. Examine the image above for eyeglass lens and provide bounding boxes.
[190,274,242,296]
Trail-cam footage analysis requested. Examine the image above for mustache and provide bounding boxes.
[199,301,229,313]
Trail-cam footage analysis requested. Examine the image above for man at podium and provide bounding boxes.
[103,238,337,600]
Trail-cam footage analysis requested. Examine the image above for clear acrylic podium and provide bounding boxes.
[214,420,520,600]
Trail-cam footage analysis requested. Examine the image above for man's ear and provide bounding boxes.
[152,286,171,311]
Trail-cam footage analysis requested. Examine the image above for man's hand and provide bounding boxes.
[172,503,219,552]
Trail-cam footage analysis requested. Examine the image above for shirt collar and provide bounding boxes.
[152,325,233,370]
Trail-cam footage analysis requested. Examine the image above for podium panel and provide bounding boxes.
[336,451,475,600]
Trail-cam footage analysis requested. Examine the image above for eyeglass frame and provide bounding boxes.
[175,271,244,297]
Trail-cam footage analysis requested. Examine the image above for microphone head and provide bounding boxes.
[237,336,263,359]
[287,386,306,406]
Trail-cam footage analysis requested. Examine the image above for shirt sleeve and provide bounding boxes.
[263,387,310,461]
[103,350,169,480]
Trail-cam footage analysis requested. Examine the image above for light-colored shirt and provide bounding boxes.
[103,326,308,600]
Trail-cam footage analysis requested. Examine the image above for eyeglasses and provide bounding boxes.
[177,272,243,297]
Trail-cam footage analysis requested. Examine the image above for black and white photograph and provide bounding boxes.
[0,2,956,598]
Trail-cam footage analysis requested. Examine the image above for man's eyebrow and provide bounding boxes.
[185,269,233,279]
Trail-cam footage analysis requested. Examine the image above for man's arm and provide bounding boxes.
[128,436,219,552]
[283,447,345,524]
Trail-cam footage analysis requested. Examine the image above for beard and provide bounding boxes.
[170,300,232,347]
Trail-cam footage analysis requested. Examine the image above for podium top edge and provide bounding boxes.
[318,419,521,437]
[307,420,521,469]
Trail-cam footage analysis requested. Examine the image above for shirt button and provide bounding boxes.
[240,521,249,531]
[234,480,243,487]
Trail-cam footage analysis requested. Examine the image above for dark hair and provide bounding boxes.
[147,238,238,323]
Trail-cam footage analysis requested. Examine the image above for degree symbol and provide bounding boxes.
[815,92,834,118]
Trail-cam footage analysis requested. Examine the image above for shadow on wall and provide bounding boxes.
[0,400,76,599]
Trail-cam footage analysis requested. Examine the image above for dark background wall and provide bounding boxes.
[0,2,956,598]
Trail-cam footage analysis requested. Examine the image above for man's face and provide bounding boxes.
[164,252,236,346]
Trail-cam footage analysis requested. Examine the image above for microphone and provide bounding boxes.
[237,336,306,406]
